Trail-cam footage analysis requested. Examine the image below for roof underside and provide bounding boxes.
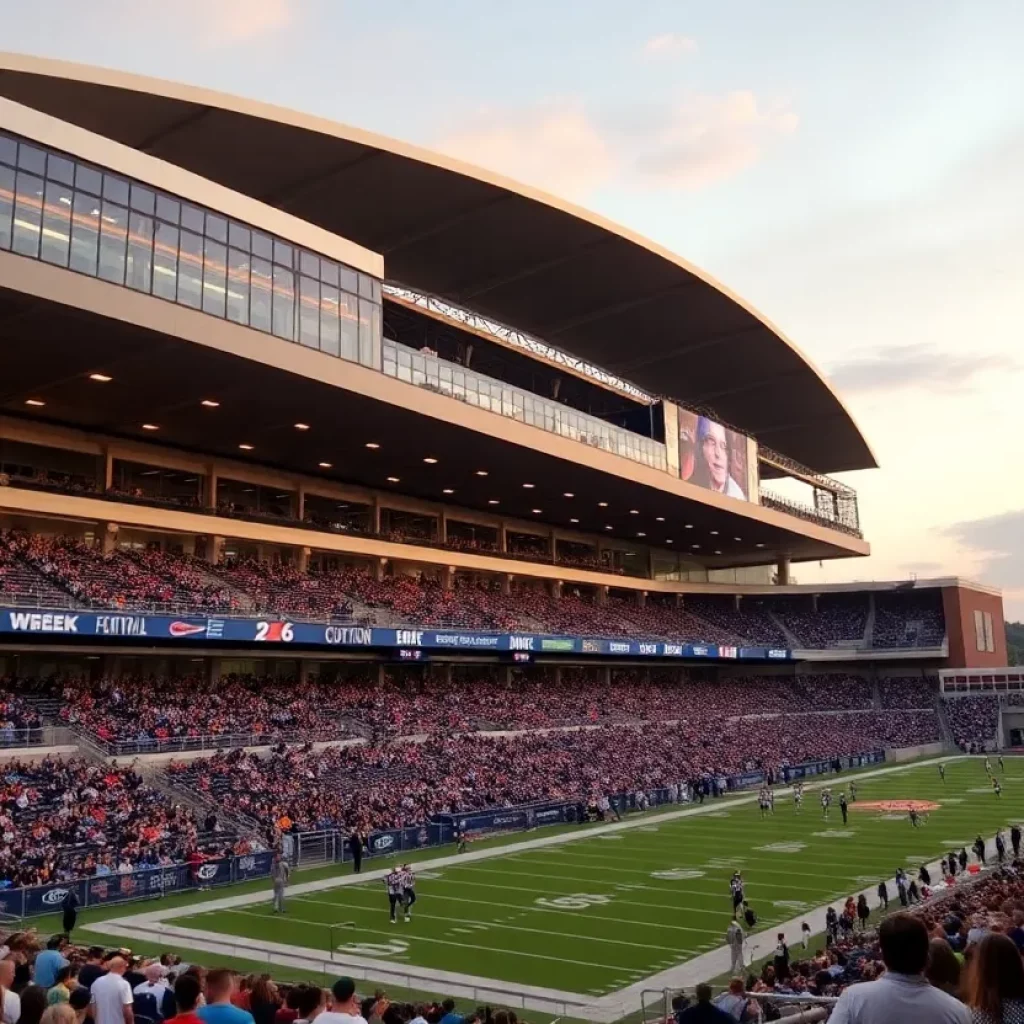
[0,57,876,475]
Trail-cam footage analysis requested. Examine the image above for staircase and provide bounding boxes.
[769,611,800,647]
[863,594,877,647]
[934,696,956,750]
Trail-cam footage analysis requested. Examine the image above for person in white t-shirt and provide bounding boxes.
[316,978,383,1024]
[89,957,134,1024]
[1,957,20,1024]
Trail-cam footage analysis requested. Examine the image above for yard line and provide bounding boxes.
[217,908,645,971]
[291,890,713,935]
[285,895,690,952]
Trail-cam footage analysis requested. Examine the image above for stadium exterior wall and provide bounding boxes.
[942,585,1007,668]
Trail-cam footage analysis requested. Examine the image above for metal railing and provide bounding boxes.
[73,726,355,757]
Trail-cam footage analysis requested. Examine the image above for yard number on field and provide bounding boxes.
[535,893,611,910]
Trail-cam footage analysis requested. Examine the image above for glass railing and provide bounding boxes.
[383,341,668,471]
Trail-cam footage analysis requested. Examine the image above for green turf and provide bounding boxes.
[166,758,1023,998]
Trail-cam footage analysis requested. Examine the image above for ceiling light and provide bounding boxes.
[318,462,332,469]
[443,488,454,495]
[201,399,220,408]
[715,549,722,555]
[684,524,693,530]
[238,443,253,450]
[734,536,742,542]
[755,542,765,548]
[629,509,639,515]
[423,457,438,464]
[656,516,665,523]
[666,539,674,544]
[710,530,718,536]
[563,492,574,498]
[531,508,542,514]
[365,442,380,449]
[605,525,613,530]
[25,399,45,407]
[88,373,112,383]
[569,518,579,524]
[142,423,159,431]
[598,501,608,508]
[637,532,646,538]
[294,422,310,431]
[522,482,534,489]
[488,499,499,505]
[387,476,400,483]
[692,543,700,549]
[476,470,488,477]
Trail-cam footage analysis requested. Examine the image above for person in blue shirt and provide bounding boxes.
[196,970,255,1024]
[676,985,734,1023]
[438,999,463,1024]
[34,934,70,989]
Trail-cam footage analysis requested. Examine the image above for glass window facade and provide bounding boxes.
[382,340,668,471]
[0,131,382,370]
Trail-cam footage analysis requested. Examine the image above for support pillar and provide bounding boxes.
[550,579,562,600]
[596,586,608,606]
[499,522,508,553]
[549,529,557,561]
[296,484,305,522]
[638,591,647,608]
[204,464,217,510]
[604,666,612,686]
[209,535,226,564]
[375,558,386,582]
[377,663,386,685]
[372,496,382,535]
[297,546,310,573]
[101,522,118,554]
[101,448,113,491]
[502,574,512,596]
[776,556,792,586]
[442,566,454,591]
[298,660,310,684]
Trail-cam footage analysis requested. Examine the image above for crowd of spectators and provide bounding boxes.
[880,676,937,709]
[945,696,1001,751]
[0,531,953,649]
[0,755,230,888]
[168,707,940,837]
[23,670,946,746]
[0,685,43,746]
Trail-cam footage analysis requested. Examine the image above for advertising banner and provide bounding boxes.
[0,607,791,661]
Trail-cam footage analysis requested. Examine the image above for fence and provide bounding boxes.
[640,988,836,1023]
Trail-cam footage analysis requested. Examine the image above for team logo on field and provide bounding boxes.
[337,940,408,958]
[851,800,940,813]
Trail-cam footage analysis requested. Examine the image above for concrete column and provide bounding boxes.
[777,556,791,585]
[604,666,612,686]
[638,591,647,608]
[550,579,562,600]
[499,522,508,553]
[101,522,118,554]
[502,574,512,596]
[377,663,386,685]
[375,558,386,581]
[504,666,513,686]
[444,663,453,685]
[298,660,310,684]
[101,448,113,491]
[297,546,310,573]
[442,566,454,591]
[440,510,448,544]
[549,529,557,561]
[207,658,219,686]
[204,464,217,510]
[296,484,305,522]
[372,496,382,535]
[210,535,226,564]
[596,586,608,607]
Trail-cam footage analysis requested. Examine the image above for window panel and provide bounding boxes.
[250,256,273,332]
[300,250,319,278]
[357,298,381,367]
[338,266,358,293]
[152,221,179,300]
[98,200,128,284]
[75,164,102,196]
[338,290,359,361]
[206,213,228,244]
[358,273,375,299]
[40,179,72,267]
[319,284,340,356]
[0,163,14,250]
[272,264,295,339]
[17,144,46,175]
[156,194,179,224]
[130,184,155,215]
[181,204,204,233]
[202,237,227,316]
[229,221,250,252]
[46,154,75,186]
[125,211,154,293]
[0,134,15,166]
[319,259,338,287]
[273,239,293,268]
[252,231,273,260]
[226,248,250,325]
[102,174,130,206]
[299,275,319,348]
[12,171,44,257]
[177,229,203,308]
[69,191,100,275]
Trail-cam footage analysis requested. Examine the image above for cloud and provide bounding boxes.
[436,100,616,200]
[945,510,1024,596]
[643,33,698,58]
[100,0,295,45]
[435,90,798,199]
[827,344,1017,396]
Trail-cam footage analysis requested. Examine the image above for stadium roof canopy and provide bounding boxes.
[0,53,875,476]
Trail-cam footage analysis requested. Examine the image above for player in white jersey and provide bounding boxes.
[758,788,770,818]
[794,782,804,813]
[385,867,404,923]
[767,788,775,815]
[985,757,993,775]
[820,789,831,819]
[399,864,417,921]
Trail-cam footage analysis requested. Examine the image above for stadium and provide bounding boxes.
[0,51,1020,1024]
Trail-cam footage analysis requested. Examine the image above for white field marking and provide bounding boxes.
[876,814,906,821]
[813,830,857,838]
[854,875,881,883]
[291,890,718,932]
[650,869,706,881]
[942,797,965,804]
[703,811,731,818]
[223,907,639,971]
[636,826,660,832]
[416,871,444,879]
[941,841,971,846]
[706,857,745,868]
[597,835,625,841]
[449,928,475,935]
[535,893,610,909]
[337,939,409,957]
[756,842,807,854]
[772,900,811,911]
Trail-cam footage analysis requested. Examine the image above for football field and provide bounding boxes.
[150,757,1024,1000]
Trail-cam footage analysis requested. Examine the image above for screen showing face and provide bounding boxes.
[679,411,751,500]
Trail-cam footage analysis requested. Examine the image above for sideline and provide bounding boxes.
[88,753,966,1021]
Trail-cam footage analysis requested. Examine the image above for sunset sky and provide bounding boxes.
[6,0,1023,616]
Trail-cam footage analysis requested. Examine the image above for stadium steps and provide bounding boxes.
[934,696,956,748]
[863,593,878,646]
[768,611,800,647]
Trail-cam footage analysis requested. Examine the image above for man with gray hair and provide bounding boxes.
[271,852,290,914]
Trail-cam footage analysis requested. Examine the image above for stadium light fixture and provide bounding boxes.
[318,462,332,468]
[201,399,220,408]
[443,488,455,495]
[692,543,700,549]
[629,509,639,515]
[142,423,159,431]
[423,457,438,464]
[238,443,254,450]
[88,373,112,382]
[605,524,613,530]
[637,532,646,538]
[563,492,574,498]
[666,539,674,544]
[715,549,722,555]
[710,530,718,535]
[488,499,500,505]
[656,516,665,522]
[365,442,380,449]
[294,422,310,431]
[734,536,742,542]
[598,501,608,508]
[522,482,535,488]
[755,542,765,548]
[387,476,400,483]
[476,470,489,476]
[25,399,45,407]
[531,508,542,514]
[569,517,579,524]
[684,524,693,529]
